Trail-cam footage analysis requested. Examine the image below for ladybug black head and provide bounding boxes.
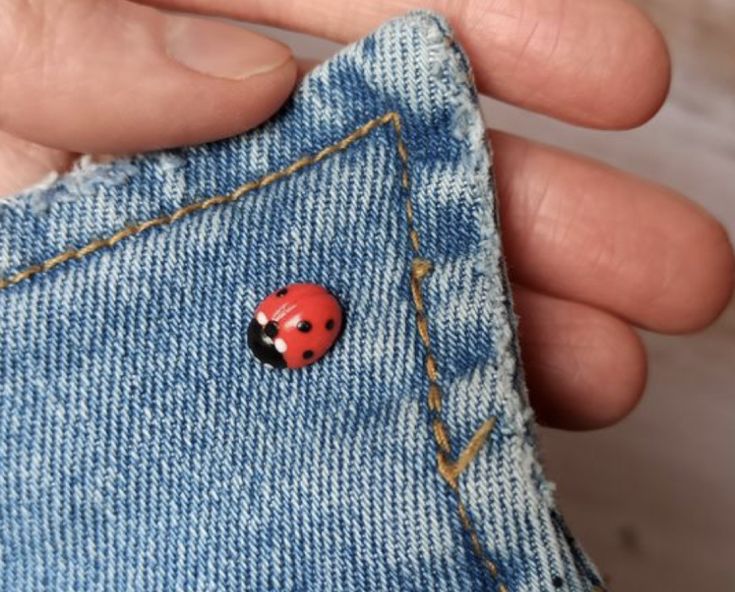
[247,319,286,368]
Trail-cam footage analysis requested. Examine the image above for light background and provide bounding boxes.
[245,1,734,589]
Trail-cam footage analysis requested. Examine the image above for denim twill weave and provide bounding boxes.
[0,11,604,592]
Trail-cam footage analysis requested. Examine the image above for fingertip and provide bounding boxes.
[587,2,672,130]
[532,320,647,431]
[0,1,299,154]
[514,286,648,430]
[546,318,647,430]
[172,53,299,144]
[658,217,735,333]
[164,14,294,82]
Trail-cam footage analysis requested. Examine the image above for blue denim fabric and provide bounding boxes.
[0,11,603,592]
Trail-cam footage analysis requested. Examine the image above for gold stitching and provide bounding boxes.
[0,111,398,292]
[428,383,442,412]
[437,418,496,485]
[411,258,433,281]
[0,110,507,589]
[389,114,507,589]
[433,420,453,454]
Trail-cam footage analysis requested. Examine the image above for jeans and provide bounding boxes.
[0,11,604,592]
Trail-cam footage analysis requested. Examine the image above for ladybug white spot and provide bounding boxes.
[256,312,268,326]
[274,338,288,353]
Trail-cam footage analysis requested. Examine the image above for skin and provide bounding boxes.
[1,0,733,430]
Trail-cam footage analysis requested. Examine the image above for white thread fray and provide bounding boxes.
[1,154,137,213]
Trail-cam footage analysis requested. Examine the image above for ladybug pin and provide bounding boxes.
[247,283,344,369]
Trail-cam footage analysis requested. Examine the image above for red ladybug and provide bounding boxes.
[248,283,343,369]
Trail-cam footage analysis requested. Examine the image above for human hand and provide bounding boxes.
[2,0,732,429]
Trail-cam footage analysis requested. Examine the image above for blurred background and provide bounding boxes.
[251,0,734,589]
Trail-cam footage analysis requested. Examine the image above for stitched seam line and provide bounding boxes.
[0,113,395,292]
[0,111,507,587]
[387,114,507,590]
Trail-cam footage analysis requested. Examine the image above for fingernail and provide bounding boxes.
[165,16,292,81]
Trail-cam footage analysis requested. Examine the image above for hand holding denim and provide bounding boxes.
[3,1,731,432]
[0,2,735,589]
[0,12,617,591]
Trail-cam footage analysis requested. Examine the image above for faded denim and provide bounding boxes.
[0,11,604,592]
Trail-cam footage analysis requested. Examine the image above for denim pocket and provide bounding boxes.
[0,11,604,592]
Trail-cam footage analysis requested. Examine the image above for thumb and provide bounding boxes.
[0,0,296,154]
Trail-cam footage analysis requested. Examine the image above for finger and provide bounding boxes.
[136,0,671,129]
[492,131,735,333]
[296,58,320,81]
[513,285,647,430]
[0,0,297,154]
[0,131,76,197]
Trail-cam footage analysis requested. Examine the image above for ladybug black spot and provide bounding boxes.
[303,350,314,360]
[325,319,335,330]
[276,288,288,297]
[264,321,278,338]
[297,320,312,333]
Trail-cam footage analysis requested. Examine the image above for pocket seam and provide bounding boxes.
[0,113,394,292]
[392,115,507,590]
